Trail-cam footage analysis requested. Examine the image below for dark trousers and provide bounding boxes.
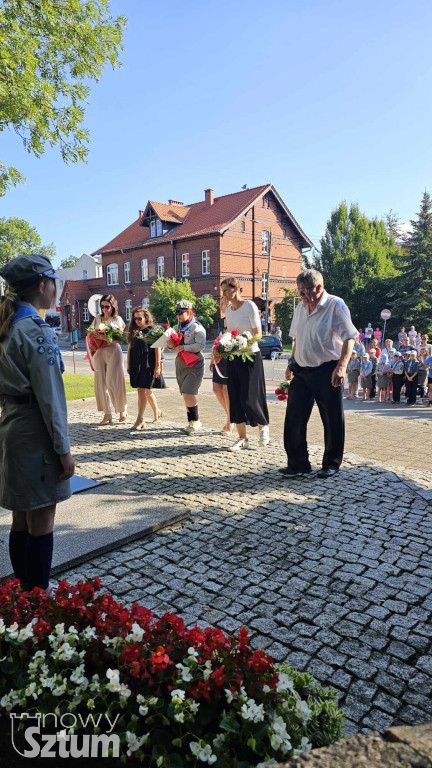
[369,374,377,399]
[392,374,404,402]
[405,376,418,404]
[283,360,344,472]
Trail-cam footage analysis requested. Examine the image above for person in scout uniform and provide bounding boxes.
[390,350,405,403]
[166,299,206,435]
[404,349,420,406]
[0,254,75,591]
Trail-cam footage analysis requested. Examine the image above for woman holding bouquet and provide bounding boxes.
[92,295,127,425]
[220,278,269,450]
[166,300,206,435]
[127,307,165,430]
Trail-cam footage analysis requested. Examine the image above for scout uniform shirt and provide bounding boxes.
[0,302,70,455]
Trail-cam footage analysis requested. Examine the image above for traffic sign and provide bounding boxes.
[380,309,391,320]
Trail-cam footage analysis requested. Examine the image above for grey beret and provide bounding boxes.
[0,254,60,287]
[175,300,193,312]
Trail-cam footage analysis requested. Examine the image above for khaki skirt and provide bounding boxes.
[0,401,71,512]
[175,354,204,395]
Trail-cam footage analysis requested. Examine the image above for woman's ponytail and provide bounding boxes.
[0,288,19,342]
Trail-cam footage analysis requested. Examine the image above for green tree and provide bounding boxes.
[390,191,432,334]
[0,0,126,195]
[60,255,79,268]
[150,278,218,329]
[274,288,297,344]
[312,202,400,326]
[0,216,55,266]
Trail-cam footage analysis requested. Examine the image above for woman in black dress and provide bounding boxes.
[127,307,165,430]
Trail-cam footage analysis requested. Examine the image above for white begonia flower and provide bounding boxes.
[81,626,97,640]
[295,699,311,723]
[240,699,265,723]
[171,689,186,702]
[70,665,85,683]
[54,623,65,635]
[103,635,123,648]
[126,731,148,755]
[138,704,148,716]
[34,650,46,660]
[126,622,144,642]
[119,684,131,699]
[270,733,283,750]
[67,626,78,636]
[198,744,217,764]
[224,688,235,703]
[25,682,38,699]
[7,622,19,639]
[276,673,294,692]
[87,699,95,710]
[190,742,200,757]
[106,679,121,693]
[213,733,225,748]
[149,697,158,707]
[52,683,67,696]
[189,701,200,714]
[53,642,75,661]
[0,619,5,634]
[174,712,185,723]
[18,624,34,642]
[280,737,293,755]
[293,736,312,756]
[187,647,198,658]
[136,694,145,704]
[240,685,247,699]
[106,668,120,681]
[176,663,192,682]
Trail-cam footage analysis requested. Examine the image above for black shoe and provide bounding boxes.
[278,467,313,477]
[316,468,339,479]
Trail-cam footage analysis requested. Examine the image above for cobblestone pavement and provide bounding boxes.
[60,393,432,735]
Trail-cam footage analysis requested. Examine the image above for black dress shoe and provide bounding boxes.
[278,467,313,477]
[316,468,339,479]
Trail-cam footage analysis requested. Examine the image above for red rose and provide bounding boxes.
[231,330,238,336]
[277,395,285,401]
[275,388,282,395]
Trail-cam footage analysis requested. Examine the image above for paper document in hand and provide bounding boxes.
[150,328,173,348]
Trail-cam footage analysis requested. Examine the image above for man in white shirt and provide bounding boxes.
[279,269,357,479]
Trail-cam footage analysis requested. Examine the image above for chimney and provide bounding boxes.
[139,210,144,218]
[168,199,184,206]
[205,188,214,206]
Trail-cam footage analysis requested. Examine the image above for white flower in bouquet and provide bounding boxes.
[236,335,248,350]
[242,331,253,340]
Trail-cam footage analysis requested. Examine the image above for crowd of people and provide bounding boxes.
[347,329,432,405]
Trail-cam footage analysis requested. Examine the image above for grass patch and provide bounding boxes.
[63,373,133,401]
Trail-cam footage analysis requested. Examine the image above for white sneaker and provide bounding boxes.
[258,426,270,446]
[228,438,250,451]
[184,420,202,435]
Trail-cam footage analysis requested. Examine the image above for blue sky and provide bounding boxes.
[1,0,432,265]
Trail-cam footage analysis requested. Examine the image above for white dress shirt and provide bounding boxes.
[290,291,358,368]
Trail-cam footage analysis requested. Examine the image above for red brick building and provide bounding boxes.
[59,184,312,335]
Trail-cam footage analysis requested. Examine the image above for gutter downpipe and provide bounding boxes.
[171,241,177,279]
[252,205,255,299]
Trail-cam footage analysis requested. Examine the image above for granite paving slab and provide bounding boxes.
[0,484,190,578]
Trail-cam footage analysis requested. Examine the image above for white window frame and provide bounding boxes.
[262,230,269,255]
[125,299,132,321]
[107,263,119,285]
[141,297,150,308]
[201,249,210,275]
[124,262,131,283]
[241,221,246,232]
[282,228,286,240]
[262,272,268,298]
[83,307,89,322]
[201,293,211,299]
[156,219,162,237]
[182,252,190,277]
[150,220,156,237]
[141,259,148,281]
[157,256,164,277]
[83,270,88,279]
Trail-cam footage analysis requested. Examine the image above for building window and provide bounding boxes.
[141,259,148,281]
[241,221,245,233]
[182,252,189,277]
[107,263,119,285]
[201,294,211,299]
[156,219,162,237]
[282,228,286,240]
[141,297,150,308]
[83,270,87,279]
[150,220,156,238]
[262,272,268,298]
[60,280,64,290]
[157,256,165,277]
[262,230,269,255]
[125,299,132,321]
[201,250,210,275]
[124,262,131,283]
[83,307,89,322]
[262,196,269,208]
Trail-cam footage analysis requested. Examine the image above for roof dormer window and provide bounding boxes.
[156,219,162,237]
[150,220,156,238]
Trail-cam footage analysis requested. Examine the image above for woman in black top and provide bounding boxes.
[127,307,165,430]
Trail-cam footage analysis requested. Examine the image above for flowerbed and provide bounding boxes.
[0,579,344,766]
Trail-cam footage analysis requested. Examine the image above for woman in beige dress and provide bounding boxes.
[93,295,127,425]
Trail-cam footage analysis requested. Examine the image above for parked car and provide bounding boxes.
[257,335,283,359]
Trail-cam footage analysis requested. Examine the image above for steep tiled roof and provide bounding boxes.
[148,201,190,224]
[93,184,312,254]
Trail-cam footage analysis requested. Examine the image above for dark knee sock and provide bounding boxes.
[27,532,53,591]
[9,531,29,585]
[187,406,199,422]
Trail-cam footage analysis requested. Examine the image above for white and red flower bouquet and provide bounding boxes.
[275,380,291,401]
[213,330,259,364]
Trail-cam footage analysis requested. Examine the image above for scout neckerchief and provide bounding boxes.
[177,314,199,336]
